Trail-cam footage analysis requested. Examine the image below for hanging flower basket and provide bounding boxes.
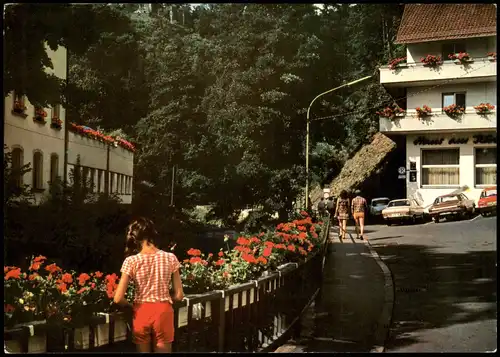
[388,57,407,70]
[487,52,496,61]
[473,103,495,114]
[376,106,405,120]
[50,118,63,130]
[415,105,432,118]
[420,55,443,67]
[443,104,465,116]
[33,108,47,124]
[448,52,472,64]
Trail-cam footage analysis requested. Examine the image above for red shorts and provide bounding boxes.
[133,302,174,346]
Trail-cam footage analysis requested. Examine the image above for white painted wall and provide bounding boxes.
[406,133,496,208]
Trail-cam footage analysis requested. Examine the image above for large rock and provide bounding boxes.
[311,133,396,204]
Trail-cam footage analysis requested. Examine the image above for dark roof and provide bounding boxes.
[395,4,497,44]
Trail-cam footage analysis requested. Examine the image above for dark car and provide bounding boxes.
[428,193,475,223]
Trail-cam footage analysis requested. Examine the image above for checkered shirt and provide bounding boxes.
[351,196,367,213]
[121,250,180,304]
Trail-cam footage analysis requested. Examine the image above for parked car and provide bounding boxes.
[382,199,425,226]
[369,197,390,217]
[477,187,497,216]
[428,193,475,223]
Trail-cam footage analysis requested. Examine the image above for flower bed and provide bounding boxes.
[376,106,405,120]
[388,56,407,70]
[443,104,465,116]
[473,103,495,114]
[420,54,443,67]
[415,105,432,118]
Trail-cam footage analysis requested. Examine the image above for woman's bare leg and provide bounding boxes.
[155,343,172,353]
[354,217,360,238]
[136,343,151,353]
[341,219,347,240]
[359,216,365,239]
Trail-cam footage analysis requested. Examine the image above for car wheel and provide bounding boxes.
[386,221,392,226]
[433,216,440,223]
[480,212,487,217]
[411,215,417,224]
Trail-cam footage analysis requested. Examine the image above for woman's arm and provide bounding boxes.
[171,270,184,302]
[113,273,131,306]
[334,199,340,217]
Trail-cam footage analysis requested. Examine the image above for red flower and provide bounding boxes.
[94,271,103,278]
[258,256,268,265]
[78,273,91,286]
[223,271,229,278]
[57,282,68,293]
[28,273,39,281]
[77,287,88,294]
[263,247,273,257]
[29,262,41,271]
[264,241,274,248]
[236,237,250,246]
[215,259,225,266]
[190,256,202,264]
[250,237,260,244]
[275,244,286,250]
[218,251,224,257]
[5,268,21,280]
[91,282,96,289]
[45,263,61,274]
[34,255,47,263]
[242,253,257,264]
[4,304,15,313]
[287,245,296,252]
[208,253,213,258]
[61,273,73,284]
[187,248,202,257]
[300,211,309,217]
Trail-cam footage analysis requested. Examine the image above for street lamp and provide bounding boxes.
[304,75,372,209]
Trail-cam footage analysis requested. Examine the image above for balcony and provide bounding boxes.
[380,58,496,87]
[379,111,497,134]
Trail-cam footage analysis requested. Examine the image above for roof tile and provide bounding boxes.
[395,4,497,44]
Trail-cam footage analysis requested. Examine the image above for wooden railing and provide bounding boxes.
[4,217,331,353]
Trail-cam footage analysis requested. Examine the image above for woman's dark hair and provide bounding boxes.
[339,190,348,199]
[125,217,160,258]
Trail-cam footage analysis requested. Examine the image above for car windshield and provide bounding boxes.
[372,199,390,206]
[387,200,409,207]
[481,189,497,198]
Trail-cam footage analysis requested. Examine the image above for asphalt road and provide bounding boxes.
[366,214,497,352]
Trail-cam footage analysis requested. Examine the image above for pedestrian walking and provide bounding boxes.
[334,190,350,240]
[317,197,327,217]
[113,217,184,353]
[326,196,335,221]
[351,189,368,240]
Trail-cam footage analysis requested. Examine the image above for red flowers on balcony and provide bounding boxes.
[473,103,495,114]
[33,107,47,124]
[420,55,443,67]
[13,100,27,114]
[415,105,432,118]
[116,138,136,152]
[51,118,63,130]
[487,52,496,61]
[448,52,471,64]
[388,57,407,70]
[376,106,405,120]
[443,104,465,116]
[69,123,115,145]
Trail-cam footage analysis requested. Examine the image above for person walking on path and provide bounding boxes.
[351,189,368,240]
[317,197,327,217]
[113,217,184,353]
[334,190,350,240]
[326,197,335,220]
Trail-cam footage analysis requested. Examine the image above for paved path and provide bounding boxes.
[275,225,391,352]
[368,215,497,352]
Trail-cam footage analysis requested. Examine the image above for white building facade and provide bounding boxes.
[4,44,134,204]
[379,4,497,208]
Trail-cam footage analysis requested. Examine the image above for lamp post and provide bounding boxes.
[304,75,372,209]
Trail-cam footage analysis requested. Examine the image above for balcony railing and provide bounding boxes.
[380,57,496,86]
[379,111,497,134]
[4,217,331,353]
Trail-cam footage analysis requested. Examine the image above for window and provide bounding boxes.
[52,104,60,119]
[11,147,23,187]
[442,41,466,59]
[442,92,466,111]
[89,168,96,192]
[97,170,103,193]
[475,147,496,186]
[33,151,44,190]
[421,149,460,186]
[50,154,59,184]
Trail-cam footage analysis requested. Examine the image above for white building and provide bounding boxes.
[379,4,497,208]
[4,44,134,204]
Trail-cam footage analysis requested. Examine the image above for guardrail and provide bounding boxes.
[4,216,331,353]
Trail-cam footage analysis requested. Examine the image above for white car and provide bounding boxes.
[382,199,425,225]
[369,197,391,216]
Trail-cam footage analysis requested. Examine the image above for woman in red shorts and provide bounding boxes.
[113,217,184,353]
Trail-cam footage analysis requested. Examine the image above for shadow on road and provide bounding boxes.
[372,243,497,351]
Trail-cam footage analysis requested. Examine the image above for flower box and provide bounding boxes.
[4,334,46,353]
[33,116,47,124]
[473,103,495,115]
[487,52,496,61]
[415,105,432,118]
[448,52,472,64]
[388,56,407,70]
[92,314,128,345]
[420,55,442,67]
[443,104,465,116]
[51,118,63,130]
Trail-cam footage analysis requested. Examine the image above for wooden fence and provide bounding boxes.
[4,217,331,353]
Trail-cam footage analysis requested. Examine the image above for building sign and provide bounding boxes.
[409,161,416,171]
[473,134,497,144]
[413,137,444,145]
[398,166,406,175]
[398,174,406,180]
[448,137,469,144]
[409,171,417,182]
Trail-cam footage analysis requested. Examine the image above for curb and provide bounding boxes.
[364,239,395,353]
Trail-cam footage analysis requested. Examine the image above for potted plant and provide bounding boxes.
[487,52,496,61]
[473,103,495,114]
[50,118,63,130]
[415,105,432,118]
[13,100,27,115]
[448,52,472,64]
[33,108,47,124]
[388,56,407,70]
[376,106,406,120]
[420,55,443,67]
[443,104,465,116]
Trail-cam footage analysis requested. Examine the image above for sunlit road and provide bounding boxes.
[367,215,497,352]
